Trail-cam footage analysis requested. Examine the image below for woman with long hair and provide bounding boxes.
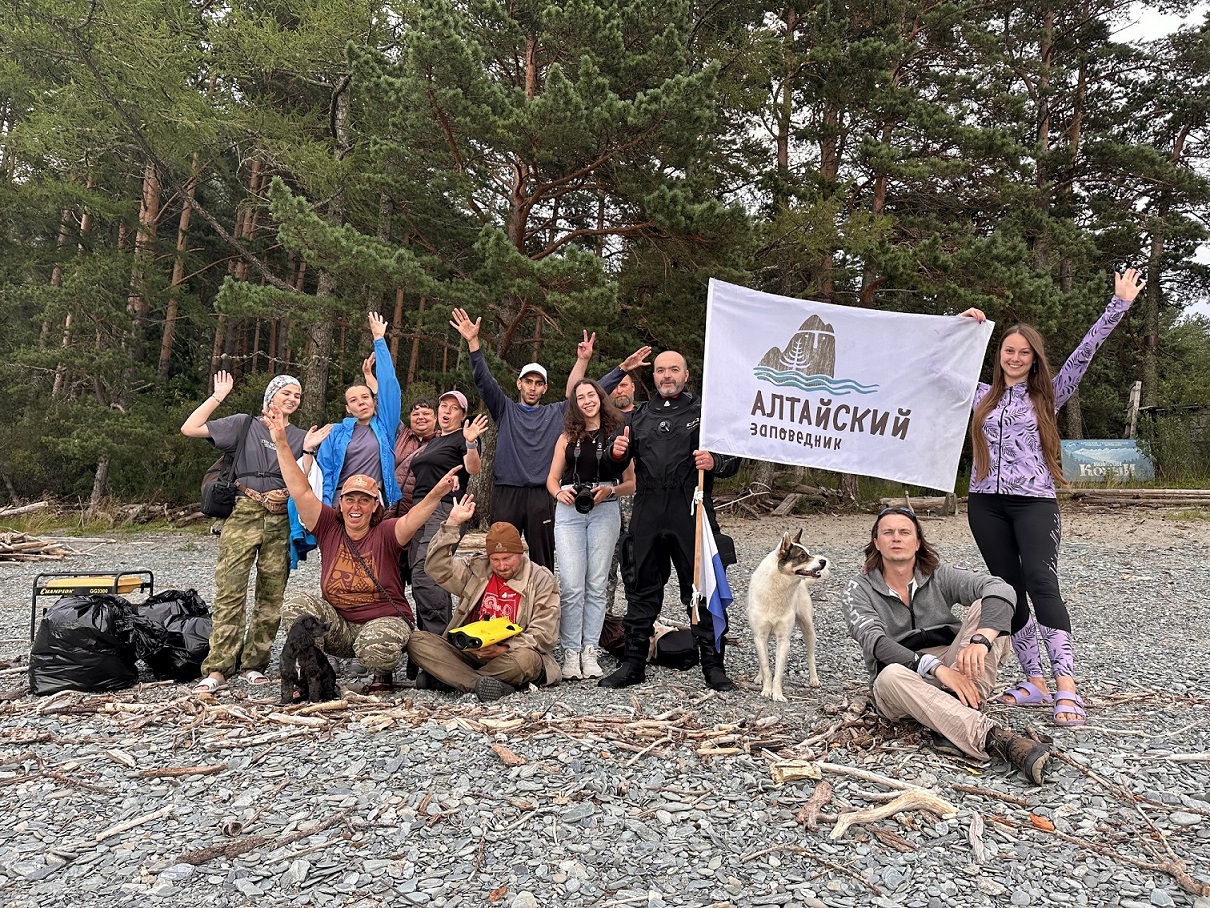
[545,379,636,679]
[960,269,1145,726]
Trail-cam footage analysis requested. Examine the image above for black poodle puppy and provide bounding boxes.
[280,615,339,704]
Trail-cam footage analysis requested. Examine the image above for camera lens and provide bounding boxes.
[574,485,596,514]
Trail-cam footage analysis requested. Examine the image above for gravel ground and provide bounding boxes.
[1,506,1208,908]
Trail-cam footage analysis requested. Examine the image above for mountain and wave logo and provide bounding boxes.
[753,314,879,396]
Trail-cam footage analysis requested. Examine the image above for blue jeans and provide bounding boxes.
[553,496,621,651]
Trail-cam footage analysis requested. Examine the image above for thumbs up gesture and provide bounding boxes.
[612,426,630,460]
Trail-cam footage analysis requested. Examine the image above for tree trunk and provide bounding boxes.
[159,154,200,379]
[1142,208,1165,408]
[127,159,162,360]
[88,455,110,520]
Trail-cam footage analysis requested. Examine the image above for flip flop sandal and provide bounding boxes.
[241,670,271,686]
[998,680,1054,707]
[1053,691,1087,727]
[193,677,227,695]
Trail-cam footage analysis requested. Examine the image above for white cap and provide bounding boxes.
[518,363,548,381]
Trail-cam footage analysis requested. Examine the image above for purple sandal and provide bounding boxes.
[998,680,1054,708]
[1052,691,1087,727]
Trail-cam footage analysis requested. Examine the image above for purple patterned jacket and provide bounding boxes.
[969,295,1133,498]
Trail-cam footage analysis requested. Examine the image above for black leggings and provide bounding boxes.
[967,493,1069,634]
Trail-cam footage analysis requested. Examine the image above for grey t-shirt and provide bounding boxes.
[207,414,306,494]
[339,423,382,487]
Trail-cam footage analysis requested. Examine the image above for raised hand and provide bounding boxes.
[576,330,597,361]
[260,405,288,444]
[619,346,652,372]
[450,308,481,343]
[368,311,388,340]
[1114,267,1146,303]
[212,371,234,402]
[303,423,333,451]
[361,352,376,381]
[611,426,630,460]
[463,413,490,443]
[448,493,476,525]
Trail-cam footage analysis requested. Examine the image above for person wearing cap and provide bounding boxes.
[449,308,650,571]
[181,371,331,695]
[403,389,490,635]
[266,404,462,688]
[408,496,561,702]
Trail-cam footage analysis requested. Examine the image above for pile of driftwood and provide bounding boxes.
[0,532,76,562]
[1063,488,1210,508]
[716,483,851,517]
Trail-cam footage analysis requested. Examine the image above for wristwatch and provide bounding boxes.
[303,448,318,457]
[969,633,993,652]
[466,440,479,450]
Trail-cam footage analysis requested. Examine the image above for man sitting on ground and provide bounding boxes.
[407,496,561,702]
[265,406,460,688]
[841,506,1052,784]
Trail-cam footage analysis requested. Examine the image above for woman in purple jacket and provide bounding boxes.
[960,269,1145,726]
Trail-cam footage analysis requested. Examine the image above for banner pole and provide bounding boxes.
[691,469,705,624]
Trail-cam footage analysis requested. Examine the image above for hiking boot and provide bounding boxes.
[475,676,517,702]
[599,633,648,689]
[561,650,583,680]
[985,725,1051,785]
[415,670,455,692]
[697,638,735,692]
[931,731,966,759]
[580,646,603,679]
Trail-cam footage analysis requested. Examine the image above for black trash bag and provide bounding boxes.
[29,594,140,695]
[137,589,213,682]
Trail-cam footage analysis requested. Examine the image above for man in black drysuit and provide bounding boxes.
[598,351,739,691]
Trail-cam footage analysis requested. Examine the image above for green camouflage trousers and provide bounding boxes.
[203,496,290,677]
[281,592,412,676]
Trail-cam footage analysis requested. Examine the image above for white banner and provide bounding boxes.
[699,279,994,492]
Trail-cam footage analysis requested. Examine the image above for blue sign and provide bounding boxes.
[1060,439,1155,483]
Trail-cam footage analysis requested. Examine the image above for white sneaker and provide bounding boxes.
[580,646,603,679]
[562,650,583,680]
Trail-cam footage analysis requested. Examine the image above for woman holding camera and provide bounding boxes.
[546,379,636,679]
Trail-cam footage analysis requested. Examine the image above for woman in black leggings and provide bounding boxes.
[960,269,1144,726]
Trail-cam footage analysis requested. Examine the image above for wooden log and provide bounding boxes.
[0,501,50,517]
[879,495,956,515]
[771,494,803,516]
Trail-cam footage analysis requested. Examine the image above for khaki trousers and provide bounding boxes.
[407,631,542,693]
[871,601,1010,760]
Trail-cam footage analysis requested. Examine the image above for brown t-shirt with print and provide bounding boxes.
[311,505,413,624]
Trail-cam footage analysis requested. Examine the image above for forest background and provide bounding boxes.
[2,0,1208,512]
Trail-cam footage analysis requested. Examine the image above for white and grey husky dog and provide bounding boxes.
[747,529,830,701]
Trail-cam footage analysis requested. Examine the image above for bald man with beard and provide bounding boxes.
[599,352,739,691]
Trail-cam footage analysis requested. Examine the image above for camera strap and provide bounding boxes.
[572,428,606,484]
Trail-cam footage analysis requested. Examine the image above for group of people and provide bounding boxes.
[181,270,1144,784]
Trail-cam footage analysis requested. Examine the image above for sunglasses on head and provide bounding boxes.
[877,506,918,519]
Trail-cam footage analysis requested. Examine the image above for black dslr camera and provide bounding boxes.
[572,482,597,514]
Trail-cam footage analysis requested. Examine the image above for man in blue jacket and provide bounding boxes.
[449,308,646,571]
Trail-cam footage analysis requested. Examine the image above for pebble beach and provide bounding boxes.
[1,507,1208,908]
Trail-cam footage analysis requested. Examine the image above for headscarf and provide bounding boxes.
[263,374,302,411]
